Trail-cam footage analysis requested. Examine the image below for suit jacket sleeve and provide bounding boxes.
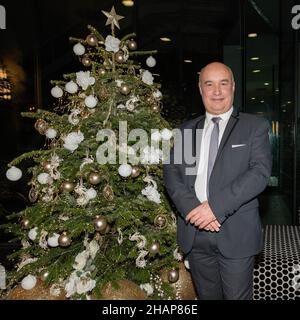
[163,141,201,219]
[208,119,272,223]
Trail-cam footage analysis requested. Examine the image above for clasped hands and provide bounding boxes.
[186,201,221,232]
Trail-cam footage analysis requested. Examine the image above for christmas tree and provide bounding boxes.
[1,7,196,300]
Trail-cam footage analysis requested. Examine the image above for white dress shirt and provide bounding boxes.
[194,106,233,202]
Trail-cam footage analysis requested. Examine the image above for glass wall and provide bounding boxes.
[244,0,299,225]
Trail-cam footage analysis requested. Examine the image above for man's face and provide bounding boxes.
[199,64,235,115]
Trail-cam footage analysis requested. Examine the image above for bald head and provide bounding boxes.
[198,62,235,115]
[199,62,234,84]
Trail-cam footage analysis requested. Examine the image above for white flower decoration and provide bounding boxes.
[105,35,121,53]
[76,71,95,90]
[141,70,154,85]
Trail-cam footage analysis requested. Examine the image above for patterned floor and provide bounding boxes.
[253,225,300,300]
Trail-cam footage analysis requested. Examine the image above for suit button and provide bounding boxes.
[191,185,194,189]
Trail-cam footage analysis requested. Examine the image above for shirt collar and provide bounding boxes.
[205,106,234,123]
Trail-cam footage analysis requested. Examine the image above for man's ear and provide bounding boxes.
[198,83,202,95]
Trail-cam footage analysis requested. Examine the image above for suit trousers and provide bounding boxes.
[187,229,255,300]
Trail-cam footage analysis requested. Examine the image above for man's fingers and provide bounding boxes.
[210,220,220,232]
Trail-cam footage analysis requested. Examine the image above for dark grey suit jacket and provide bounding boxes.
[163,108,272,258]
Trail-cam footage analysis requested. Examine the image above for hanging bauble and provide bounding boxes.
[88,172,101,185]
[118,164,132,177]
[85,95,98,108]
[58,232,71,247]
[60,181,75,192]
[160,262,198,300]
[73,43,85,56]
[131,166,140,178]
[99,87,109,100]
[40,271,49,282]
[45,128,57,139]
[6,166,22,181]
[20,218,30,230]
[28,227,38,241]
[161,128,173,140]
[151,104,160,113]
[82,55,92,67]
[93,215,107,232]
[28,187,38,202]
[103,59,111,70]
[115,50,125,63]
[86,34,98,46]
[154,214,167,229]
[47,233,60,247]
[149,241,160,254]
[119,83,131,95]
[128,39,137,50]
[93,280,146,300]
[99,68,106,76]
[21,275,37,290]
[103,184,114,201]
[51,86,63,98]
[146,56,156,68]
[42,161,52,172]
[168,269,179,283]
[65,81,78,94]
[37,173,51,185]
[34,119,48,134]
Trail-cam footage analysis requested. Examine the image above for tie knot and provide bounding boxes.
[212,117,221,124]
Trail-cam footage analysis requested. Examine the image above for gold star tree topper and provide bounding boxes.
[102,6,124,30]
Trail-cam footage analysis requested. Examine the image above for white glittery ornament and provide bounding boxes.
[21,275,37,290]
[6,166,22,181]
[118,164,132,177]
[51,86,63,98]
[73,43,85,56]
[65,81,78,94]
[45,128,57,139]
[84,95,98,108]
[146,56,156,68]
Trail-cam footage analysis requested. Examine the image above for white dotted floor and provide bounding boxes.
[253,225,300,300]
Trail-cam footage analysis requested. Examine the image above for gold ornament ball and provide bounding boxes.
[99,68,106,76]
[146,96,153,104]
[58,232,71,247]
[103,184,114,201]
[154,215,167,229]
[82,55,92,67]
[128,39,137,50]
[131,166,140,178]
[88,172,101,185]
[149,241,160,254]
[168,269,179,283]
[28,188,38,202]
[40,271,50,281]
[86,34,98,46]
[42,161,52,172]
[152,104,160,113]
[34,119,48,135]
[93,215,108,232]
[20,218,30,230]
[119,83,131,95]
[160,262,198,300]
[5,280,66,300]
[93,280,146,300]
[61,181,75,192]
[115,50,125,63]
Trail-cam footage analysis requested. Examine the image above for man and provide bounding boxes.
[163,62,272,300]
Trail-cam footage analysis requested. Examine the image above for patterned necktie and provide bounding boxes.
[207,117,221,197]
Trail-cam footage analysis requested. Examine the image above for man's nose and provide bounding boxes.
[213,85,221,95]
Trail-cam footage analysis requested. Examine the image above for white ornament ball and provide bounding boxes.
[45,128,57,139]
[86,188,97,200]
[84,95,98,108]
[51,86,63,98]
[65,81,78,94]
[6,166,22,181]
[160,128,173,140]
[151,131,162,142]
[37,173,51,185]
[118,164,132,178]
[73,43,86,56]
[146,56,156,68]
[28,227,38,241]
[47,233,60,247]
[21,275,37,290]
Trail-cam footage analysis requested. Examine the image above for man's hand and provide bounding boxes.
[186,201,221,232]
